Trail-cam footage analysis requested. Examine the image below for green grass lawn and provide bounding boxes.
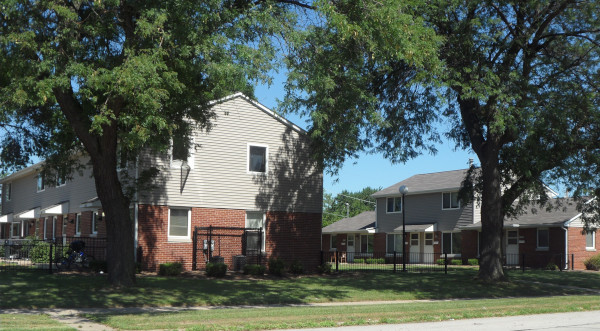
[2,269,599,309]
[0,314,75,331]
[87,295,600,330]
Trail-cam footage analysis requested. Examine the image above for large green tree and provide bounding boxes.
[285,0,600,281]
[323,187,379,227]
[0,0,311,286]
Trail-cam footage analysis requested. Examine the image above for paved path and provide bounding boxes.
[281,310,600,331]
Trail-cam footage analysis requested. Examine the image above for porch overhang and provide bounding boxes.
[80,197,102,209]
[41,202,69,216]
[15,207,40,219]
[393,223,436,233]
[0,213,13,223]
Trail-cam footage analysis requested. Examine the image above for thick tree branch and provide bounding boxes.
[53,86,99,156]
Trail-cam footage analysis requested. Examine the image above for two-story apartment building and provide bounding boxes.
[0,93,323,271]
[323,169,599,270]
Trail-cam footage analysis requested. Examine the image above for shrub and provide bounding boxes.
[317,263,332,274]
[584,254,600,271]
[158,262,183,276]
[289,260,304,274]
[545,262,559,271]
[466,259,479,266]
[354,258,365,264]
[365,258,385,264]
[268,257,285,276]
[206,262,228,277]
[29,241,51,263]
[436,258,446,265]
[450,259,462,265]
[243,264,266,275]
[90,260,107,273]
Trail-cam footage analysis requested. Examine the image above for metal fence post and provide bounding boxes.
[522,253,525,273]
[49,242,53,275]
[444,253,448,274]
[192,227,197,271]
[335,250,339,271]
[393,251,397,273]
[572,254,575,270]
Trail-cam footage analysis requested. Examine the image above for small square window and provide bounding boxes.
[248,145,267,173]
[586,231,595,249]
[443,232,462,254]
[56,172,67,187]
[169,208,190,240]
[442,192,460,209]
[386,197,402,213]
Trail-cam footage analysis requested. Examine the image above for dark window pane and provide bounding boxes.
[443,193,450,209]
[538,229,549,247]
[395,197,402,212]
[249,146,266,172]
[387,198,394,212]
[452,232,462,254]
[443,233,451,254]
[387,234,394,252]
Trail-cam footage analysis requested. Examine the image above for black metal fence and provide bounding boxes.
[192,226,263,271]
[322,251,576,274]
[0,237,106,273]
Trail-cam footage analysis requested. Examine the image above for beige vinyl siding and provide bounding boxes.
[3,162,98,215]
[138,97,323,213]
[376,192,473,233]
[567,216,584,228]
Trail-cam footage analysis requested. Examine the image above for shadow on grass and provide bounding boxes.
[0,269,595,309]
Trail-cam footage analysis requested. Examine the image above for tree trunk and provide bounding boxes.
[90,154,136,287]
[477,153,506,282]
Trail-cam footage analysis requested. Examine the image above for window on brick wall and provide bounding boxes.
[537,228,549,250]
[386,234,404,253]
[442,232,462,255]
[586,231,596,250]
[246,211,266,252]
[75,214,81,235]
[168,208,191,241]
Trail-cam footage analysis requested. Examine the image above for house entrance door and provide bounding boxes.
[506,230,519,265]
[409,233,420,263]
[346,234,355,262]
[423,232,434,263]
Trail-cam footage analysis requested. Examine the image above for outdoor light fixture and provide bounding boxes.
[399,185,409,272]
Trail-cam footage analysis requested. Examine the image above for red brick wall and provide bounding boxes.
[137,205,322,272]
[568,227,600,270]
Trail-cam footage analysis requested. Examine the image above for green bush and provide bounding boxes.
[243,264,266,275]
[29,241,52,263]
[354,258,365,264]
[268,257,285,276]
[205,262,227,277]
[436,258,445,265]
[450,259,462,265]
[289,260,304,274]
[545,262,559,271]
[365,258,385,264]
[317,263,332,274]
[158,262,183,276]
[466,259,479,266]
[584,254,600,271]
[90,260,107,273]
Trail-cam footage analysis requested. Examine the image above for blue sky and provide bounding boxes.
[254,77,478,197]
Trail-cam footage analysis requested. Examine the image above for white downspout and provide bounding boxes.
[133,157,139,262]
[562,226,569,270]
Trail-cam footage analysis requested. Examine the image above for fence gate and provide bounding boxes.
[192,225,263,271]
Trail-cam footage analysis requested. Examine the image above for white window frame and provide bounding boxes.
[43,218,49,240]
[536,228,549,250]
[247,143,268,174]
[386,197,402,213]
[91,212,100,236]
[246,211,266,252]
[586,230,596,251]
[75,213,82,236]
[11,222,20,238]
[330,234,337,250]
[442,192,460,210]
[442,232,462,255]
[386,233,404,253]
[168,207,191,242]
[5,182,11,201]
[37,174,45,192]
[170,136,195,169]
[52,216,57,240]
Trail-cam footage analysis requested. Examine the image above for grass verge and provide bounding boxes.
[87,295,600,330]
[0,314,74,331]
[1,269,599,309]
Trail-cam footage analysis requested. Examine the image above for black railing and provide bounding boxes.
[503,253,574,271]
[0,237,106,273]
[322,251,475,274]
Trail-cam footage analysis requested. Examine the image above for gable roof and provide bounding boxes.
[322,211,376,234]
[372,169,469,197]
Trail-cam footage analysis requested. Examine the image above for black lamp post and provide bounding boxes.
[399,185,408,271]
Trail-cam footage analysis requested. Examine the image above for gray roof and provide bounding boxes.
[462,199,581,229]
[322,211,376,233]
[372,169,470,197]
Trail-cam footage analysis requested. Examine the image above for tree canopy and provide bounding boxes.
[285,0,600,281]
[323,187,379,227]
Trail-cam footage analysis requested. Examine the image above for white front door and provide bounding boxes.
[506,230,519,265]
[409,233,420,263]
[346,234,355,262]
[423,232,434,263]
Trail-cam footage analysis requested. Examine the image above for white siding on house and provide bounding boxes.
[137,96,322,213]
